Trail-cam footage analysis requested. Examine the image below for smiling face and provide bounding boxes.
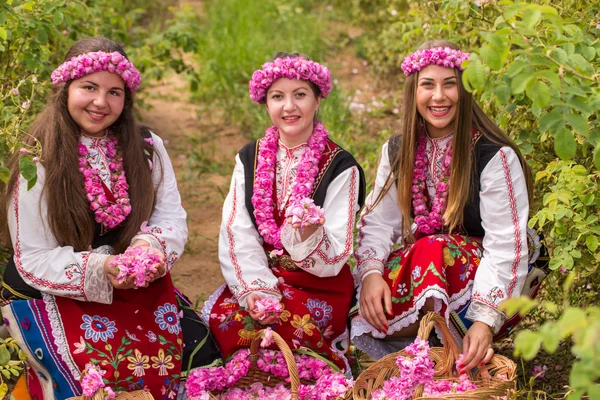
[67,70,126,137]
[265,78,320,148]
[416,65,459,138]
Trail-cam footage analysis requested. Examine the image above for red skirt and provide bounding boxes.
[206,263,354,371]
[351,234,483,356]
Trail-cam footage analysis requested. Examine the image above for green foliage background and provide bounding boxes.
[2,0,600,398]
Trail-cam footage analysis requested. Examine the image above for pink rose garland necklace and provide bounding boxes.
[78,135,131,230]
[412,133,452,234]
[251,122,328,249]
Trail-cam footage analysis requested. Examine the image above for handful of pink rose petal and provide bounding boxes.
[109,246,162,287]
[254,297,284,321]
[286,198,325,228]
[81,363,116,399]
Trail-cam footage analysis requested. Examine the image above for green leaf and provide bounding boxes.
[53,11,64,25]
[37,27,48,44]
[514,330,542,360]
[0,369,10,380]
[527,80,551,108]
[535,70,561,88]
[567,98,594,116]
[0,383,7,399]
[569,54,594,74]
[594,145,600,170]
[0,27,6,41]
[586,236,598,252]
[558,307,587,338]
[551,48,568,64]
[18,157,36,182]
[27,174,37,190]
[466,59,486,90]
[565,113,589,136]
[539,109,563,133]
[0,347,9,365]
[511,72,533,94]
[479,46,501,70]
[522,8,542,30]
[554,127,576,160]
[495,84,511,104]
[0,167,9,184]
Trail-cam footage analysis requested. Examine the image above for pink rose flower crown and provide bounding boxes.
[401,46,470,76]
[51,50,142,92]
[248,56,332,104]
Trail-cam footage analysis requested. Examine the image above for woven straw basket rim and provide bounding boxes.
[67,389,154,399]
[353,312,517,400]
[209,328,351,400]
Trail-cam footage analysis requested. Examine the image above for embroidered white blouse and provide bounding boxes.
[7,132,187,305]
[219,141,361,308]
[354,135,530,332]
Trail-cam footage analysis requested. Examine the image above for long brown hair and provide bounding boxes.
[0,37,156,253]
[377,40,533,240]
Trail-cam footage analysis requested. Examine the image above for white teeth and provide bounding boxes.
[430,107,449,112]
[88,111,105,117]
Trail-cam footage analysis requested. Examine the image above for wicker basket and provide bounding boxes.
[67,389,154,399]
[209,329,351,400]
[67,366,154,400]
[353,312,516,399]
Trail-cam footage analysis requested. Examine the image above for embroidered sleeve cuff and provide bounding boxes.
[132,234,162,252]
[237,290,283,309]
[358,260,385,280]
[280,223,325,262]
[84,253,113,304]
[465,300,506,335]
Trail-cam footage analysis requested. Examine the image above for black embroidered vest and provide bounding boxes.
[239,138,366,231]
[387,134,502,237]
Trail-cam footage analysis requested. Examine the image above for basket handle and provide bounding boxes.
[417,312,461,376]
[249,329,301,399]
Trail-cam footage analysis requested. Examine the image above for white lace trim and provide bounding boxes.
[201,283,227,324]
[43,293,82,381]
[351,281,476,358]
[465,300,506,334]
[84,253,113,304]
[330,328,352,378]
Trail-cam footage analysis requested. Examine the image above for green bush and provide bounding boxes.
[351,0,600,397]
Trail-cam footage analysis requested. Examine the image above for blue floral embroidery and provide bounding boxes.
[412,265,422,281]
[80,315,117,343]
[154,303,180,334]
[305,298,333,328]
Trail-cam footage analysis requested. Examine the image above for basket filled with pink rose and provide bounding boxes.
[184,328,353,400]
[353,312,516,400]
[67,363,154,400]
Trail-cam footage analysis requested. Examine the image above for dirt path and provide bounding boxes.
[140,2,396,307]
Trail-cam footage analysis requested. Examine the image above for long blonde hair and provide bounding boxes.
[377,40,533,241]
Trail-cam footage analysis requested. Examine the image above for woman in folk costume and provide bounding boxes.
[350,40,536,373]
[0,37,220,399]
[203,52,365,371]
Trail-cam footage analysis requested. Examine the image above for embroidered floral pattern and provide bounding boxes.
[305,299,333,328]
[65,263,83,280]
[127,349,150,377]
[81,315,118,343]
[291,314,316,339]
[154,303,180,335]
[151,349,174,376]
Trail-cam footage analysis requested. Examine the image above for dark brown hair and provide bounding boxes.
[0,37,156,253]
[376,40,533,240]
